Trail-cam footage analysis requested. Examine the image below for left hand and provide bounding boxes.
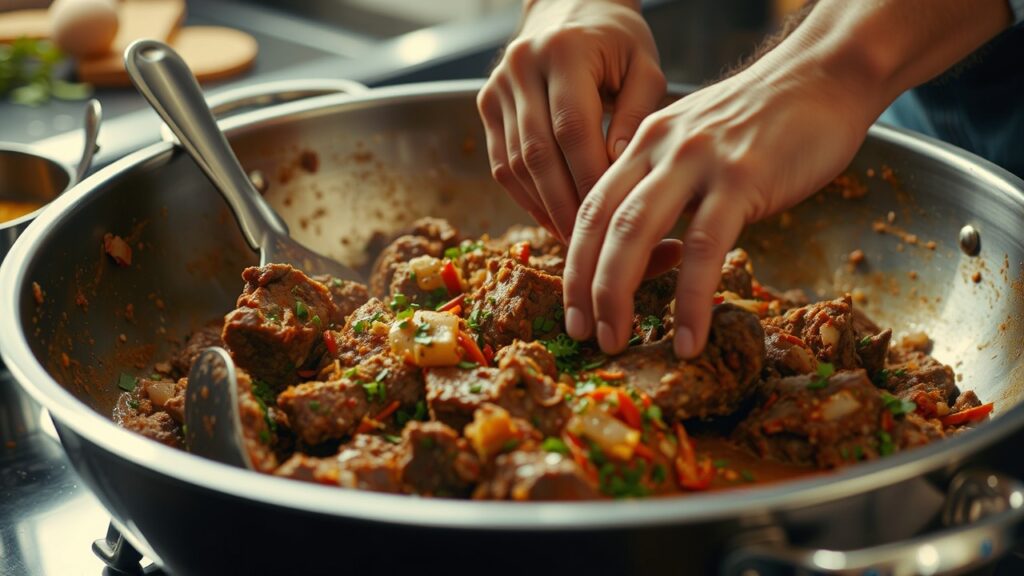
[562,63,877,358]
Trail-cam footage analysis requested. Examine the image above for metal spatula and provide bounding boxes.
[124,39,362,281]
[185,347,253,469]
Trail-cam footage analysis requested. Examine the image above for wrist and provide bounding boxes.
[524,0,640,16]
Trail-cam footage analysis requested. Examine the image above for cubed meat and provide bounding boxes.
[466,259,565,348]
[719,248,754,298]
[477,450,598,501]
[399,421,480,497]
[368,218,462,298]
[277,352,424,446]
[734,369,943,469]
[765,295,859,370]
[493,340,558,379]
[113,390,182,448]
[425,361,571,435]
[313,275,370,326]
[171,323,223,376]
[880,347,958,406]
[495,225,562,256]
[762,324,818,377]
[324,298,394,368]
[602,303,765,421]
[235,368,281,472]
[222,264,337,386]
[855,328,892,376]
[275,434,404,493]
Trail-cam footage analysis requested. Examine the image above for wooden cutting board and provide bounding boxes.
[78,25,259,86]
[0,9,50,43]
[0,0,185,45]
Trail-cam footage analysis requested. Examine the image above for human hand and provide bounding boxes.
[477,0,665,243]
[563,62,878,358]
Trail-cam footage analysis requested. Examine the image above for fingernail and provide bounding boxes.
[612,139,627,160]
[674,326,695,358]
[565,306,587,339]
[597,321,617,352]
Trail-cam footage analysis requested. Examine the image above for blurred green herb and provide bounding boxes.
[0,38,92,106]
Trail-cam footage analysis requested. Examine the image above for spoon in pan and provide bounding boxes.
[184,347,254,469]
[123,39,362,282]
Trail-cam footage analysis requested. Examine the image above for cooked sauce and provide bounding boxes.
[112,217,992,500]
[0,200,43,223]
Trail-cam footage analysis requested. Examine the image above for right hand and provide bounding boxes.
[477,0,666,243]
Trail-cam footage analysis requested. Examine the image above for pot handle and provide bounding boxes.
[158,78,369,142]
[723,469,1024,576]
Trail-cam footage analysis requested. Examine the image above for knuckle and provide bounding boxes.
[591,279,619,311]
[683,227,724,261]
[521,137,555,173]
[503,40,535,70]
[491,163,515,186]
[551,108,590,148]
[608,202,646,241]
[575,197,606,232]
[537,26,585,56]
[507,150,528,179]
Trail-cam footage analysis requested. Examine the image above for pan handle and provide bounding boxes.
[158,78,369,142]
[723,469,1024,576]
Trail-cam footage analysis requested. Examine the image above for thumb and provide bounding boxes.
[606,58,666,161]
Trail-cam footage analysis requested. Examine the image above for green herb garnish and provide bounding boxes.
[878,430,894,456]
[881,392,916,416]
[457,361,478,370]
[117,372,137,392]
[294,300,309,320]
[541,437,570,455]
[807,362,835,389]
[383,434,402,444]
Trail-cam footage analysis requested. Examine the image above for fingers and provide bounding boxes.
[672,190,746,358]
[589,164,700,353]
[562,149,651,343]
[499,92,562,238]
[644,239,684,278]
[508,64,580,243]
[478,85,555,232]
[606,58,667,162]
[547,66,609,201]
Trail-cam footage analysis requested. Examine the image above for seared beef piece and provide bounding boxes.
[762,324,818,376]
[426,359,571,435]
[952,390,981,413]
[275,435,404,493]
[477,450,598,501]
[235,368,280,472]
[387,261,450,309]
[493,340,558,379]
[171,324,223,376]
[765,295,859,371]
[313,275,370,326]
[634,269,677,319]
[851,307,882,336]
[719,248,754,298]
[278,353,424,446]
[602,304,765,421]
[734,369,944,469]
[324,298,394,368]
[855,329,892,375]
[399,421,480,497]
[114,389,183,448]
[881,347,958,406]
[466,259,564,348]
[222,264,337,386]
[368,218,462,298]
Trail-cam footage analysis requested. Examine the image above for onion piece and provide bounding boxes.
[408,255,444,291]
[820,322,840,348]
[567,406,640,460]
[820,390,862,421]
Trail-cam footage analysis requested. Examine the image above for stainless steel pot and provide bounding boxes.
[2,80,1024,575]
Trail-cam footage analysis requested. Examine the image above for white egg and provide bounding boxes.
[49,0,120,58]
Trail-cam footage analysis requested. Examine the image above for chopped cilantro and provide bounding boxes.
[628,334,642,346]
[389,293,409,311]
[127,399,140,410]
[651,463,667,485]
[383,434,402,444]
[858,335,872,347]
[258,429,271,444]
[457,361,478,370]
[413,322,432,345]
[501,439,520,452]
[362,381,387,403]
[467,309,482,331]
[396,308,414,322]
[580,357,607,371]
[712,459,729,469]
[541,334,582,373]
[881,392,916,416]
[343,366,361,379]
[444,246,462,260]
[353,319,368,334]
[117,372,137,392]
[640,315,661,330]
[252,379,276,407]
[294,300,309,320]
[541,437,570,455]
[600,459,650,498]
[469,383,483,394]
[854,445,864,460]
[808,362,835,389]
[878,430,894,456]
[643,405,664,425]
[330,278,342,288]
[397,400,428,426]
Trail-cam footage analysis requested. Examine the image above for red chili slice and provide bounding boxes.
[441,260,462,296]
[940,402,994,427]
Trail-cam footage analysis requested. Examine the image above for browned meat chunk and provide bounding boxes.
[235,368,281,472]
[323,298,394,368]
[633,269,676,344]
[856,328,892,375]
[734,369,943,468]
[275,434,404,493]
[602,304,765,421]
[880,347,957,407]
[313,275,370,326]
[495,225,562,256]
[114,389,182,449]
[477,450,598,501]
[171,324,222,376]
[719,248,754,298]
[766,295,859,370]
[493,340,558,379]
[399,421,480,497]
[762,324,818,376]
[368,218,462,297]
[278,353,424,446]
[426,354,571,435]
[387,261,450,309]
[466,259,564,348]
[222,264,337,386]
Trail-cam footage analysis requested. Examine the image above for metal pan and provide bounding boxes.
[2,80,1024,575]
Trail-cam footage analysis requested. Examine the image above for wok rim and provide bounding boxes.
[3,79,1024,530]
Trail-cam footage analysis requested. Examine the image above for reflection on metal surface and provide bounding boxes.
[394,30,441,65]
[960,224,981,256]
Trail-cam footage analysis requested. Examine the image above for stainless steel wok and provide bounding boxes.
[3,80,1024,575]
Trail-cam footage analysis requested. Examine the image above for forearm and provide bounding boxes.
[751,0,1012,121]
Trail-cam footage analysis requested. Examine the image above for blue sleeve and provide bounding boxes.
[1012,0,1024,24]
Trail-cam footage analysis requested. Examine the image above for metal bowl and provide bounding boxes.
[2,80,1024,575]
[0,144,75,263]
